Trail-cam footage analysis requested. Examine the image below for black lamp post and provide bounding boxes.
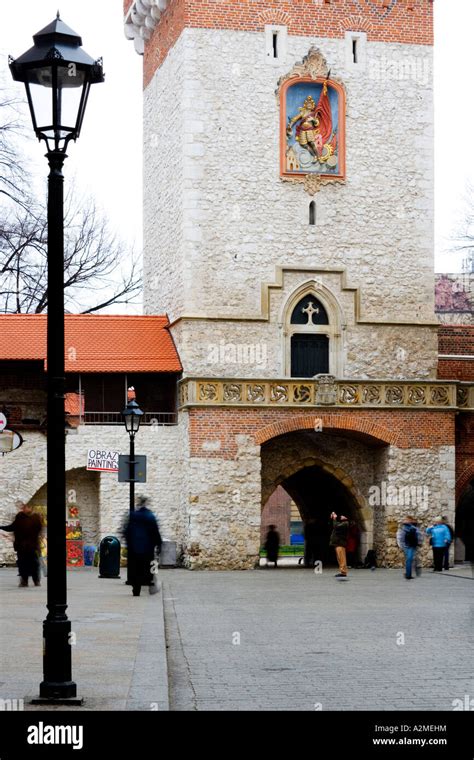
[9,15,104,702]
[123,399,144,583]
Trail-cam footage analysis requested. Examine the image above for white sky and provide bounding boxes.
[1,0,473,310]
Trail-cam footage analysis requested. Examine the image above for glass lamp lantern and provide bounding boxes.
[123,400,144,435]
[9,14,104,152]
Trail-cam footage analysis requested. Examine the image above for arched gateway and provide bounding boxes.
[177,394,458,569]
[260,427,381,566]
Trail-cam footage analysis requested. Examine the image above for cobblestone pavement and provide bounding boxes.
[0,567,168,711]
[162,566,474,711]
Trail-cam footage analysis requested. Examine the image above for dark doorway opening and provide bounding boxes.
[455,480,474,563]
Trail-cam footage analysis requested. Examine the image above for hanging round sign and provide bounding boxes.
[0,429,23,455]
[0,413,7,432]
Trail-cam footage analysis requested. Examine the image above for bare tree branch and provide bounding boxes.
[0,195,142,314]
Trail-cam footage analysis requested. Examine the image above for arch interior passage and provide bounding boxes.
[263,464,363,567]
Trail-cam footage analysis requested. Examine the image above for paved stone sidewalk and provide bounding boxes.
[0,567,168,711]
[162,566,474,711]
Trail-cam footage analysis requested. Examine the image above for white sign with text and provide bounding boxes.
[87,449,120,473]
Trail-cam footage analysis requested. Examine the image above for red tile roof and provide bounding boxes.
[0,315,182,373]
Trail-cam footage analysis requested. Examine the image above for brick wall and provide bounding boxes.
[138,0,434,87]
[188,408,456,459]
[261,485,291,544]
[438,326,474,381]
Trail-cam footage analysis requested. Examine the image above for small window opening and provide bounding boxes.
[309,201,316,226]
[272,32,278,59]
[352,38,358,64]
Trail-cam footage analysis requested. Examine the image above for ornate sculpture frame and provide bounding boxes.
[278,48,346,189]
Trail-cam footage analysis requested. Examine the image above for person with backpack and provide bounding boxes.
[397,515,422,580]
[426,517,452,573]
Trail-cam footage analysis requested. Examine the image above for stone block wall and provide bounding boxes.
[0,424,183,564]
[143,27,435,378]
[177,406,456,569]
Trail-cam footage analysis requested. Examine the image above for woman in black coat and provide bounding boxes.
[264,525,280,568]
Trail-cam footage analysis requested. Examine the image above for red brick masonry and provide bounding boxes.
[122,0,434,88]
[188,408,455,459]
[438,326,474,382]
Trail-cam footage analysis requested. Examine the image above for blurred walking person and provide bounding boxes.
[0,501,43,587]
[124,496,162,596]
[426,517,451,573]
[329,512,349,578]
[397,515,422,580]
[264,524,280,568]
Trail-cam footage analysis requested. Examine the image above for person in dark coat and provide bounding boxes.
[124,496,162,596]
[264,524,280,568]
[0,502,43,586]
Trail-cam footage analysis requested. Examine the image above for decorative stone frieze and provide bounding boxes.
[179,377,469,411]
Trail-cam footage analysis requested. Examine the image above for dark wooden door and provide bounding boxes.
[291,334,329,378]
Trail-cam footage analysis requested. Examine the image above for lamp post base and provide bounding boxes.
[41,619,76,699]
[31,693,84,706]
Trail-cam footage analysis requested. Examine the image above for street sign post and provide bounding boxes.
[118,455,147,483]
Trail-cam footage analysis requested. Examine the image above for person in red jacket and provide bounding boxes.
[0,501,43,586]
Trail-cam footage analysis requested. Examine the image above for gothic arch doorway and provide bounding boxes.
[27,467,100,548]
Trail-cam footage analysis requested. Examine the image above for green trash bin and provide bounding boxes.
[98,536,121,579]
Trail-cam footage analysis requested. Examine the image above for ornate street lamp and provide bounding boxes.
[123,399,144,439]
[9,15,104,703]
[122,398,144,584]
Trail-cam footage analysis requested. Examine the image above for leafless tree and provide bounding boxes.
[0,79,30,210]
[452,182,474,271]
[0,196,142,314]
[1,75,142,314]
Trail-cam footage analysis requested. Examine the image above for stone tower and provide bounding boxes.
[124,1,460,570]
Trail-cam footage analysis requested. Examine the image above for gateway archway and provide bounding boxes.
[261,428,377,567]
[262,464,363,566]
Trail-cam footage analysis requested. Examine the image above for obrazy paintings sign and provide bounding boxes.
[87,449,120,473]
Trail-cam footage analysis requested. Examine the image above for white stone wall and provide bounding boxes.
[181,428,262,569]
[0,425,183,564]
[374,443,456,567]
[143,34,186,318]
[143,28,435,378]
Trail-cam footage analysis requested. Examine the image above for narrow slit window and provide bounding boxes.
[272,32,278,59]
[309,201,316,226]
[352,38,358,64]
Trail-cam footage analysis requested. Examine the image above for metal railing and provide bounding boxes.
[82,411,178,426]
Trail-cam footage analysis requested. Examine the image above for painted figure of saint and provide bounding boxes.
[286,81,337,165]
